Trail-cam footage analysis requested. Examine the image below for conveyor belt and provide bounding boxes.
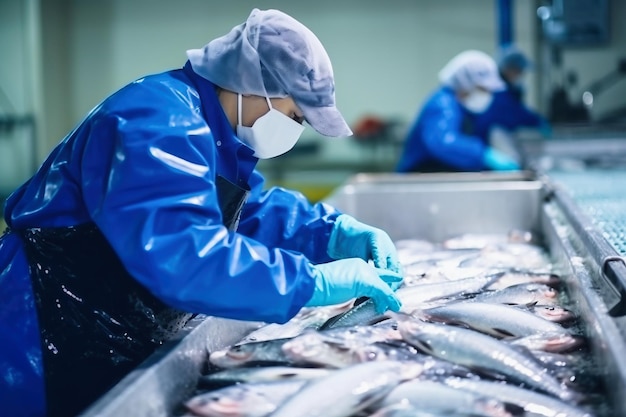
[548,169,626,255]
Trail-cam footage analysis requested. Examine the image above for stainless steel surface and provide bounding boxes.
[80,316,261,417]
[325,175,544,242]
[542,200,626,416]
[548,170,626,256]
[80,173,626,416]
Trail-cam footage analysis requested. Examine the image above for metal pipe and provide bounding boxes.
[496,0,513,48]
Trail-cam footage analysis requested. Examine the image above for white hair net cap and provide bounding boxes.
[438,50,505,93]
[186,8,352,138]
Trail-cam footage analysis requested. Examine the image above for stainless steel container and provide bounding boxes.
[80,172,626,417]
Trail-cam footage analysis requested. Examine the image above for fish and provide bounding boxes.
[445,377,595,417]
[237,301,355,344]
[376,379,512,417]
[280,328,477,378]
[441,230,534,250]
[185,379,307,417]
[208,338,293,369]
[279,324,418,369]
[367,402,490,417]
[197,366,331,389]
[269,361,419,417]
[460,244,551,270]
[486,271,561,291]
[470,283,559,306]
[421,301,573,339]
[397,318,579,402]
[508,332,585,353]
[517,304,575,323]
[321,272,504,330]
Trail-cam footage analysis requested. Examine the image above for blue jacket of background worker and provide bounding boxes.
[395,86,489,173]
[471,88,548,140]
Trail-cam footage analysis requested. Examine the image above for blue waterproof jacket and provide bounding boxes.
[471,88,547,140]
[395,87,490,173]
[0,62,340,416]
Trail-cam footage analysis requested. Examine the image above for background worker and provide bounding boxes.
[396,50,520,173]
[471,45,552,143]
[0,9,402,417]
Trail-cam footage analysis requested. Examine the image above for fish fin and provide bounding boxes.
[483,270,508,288]
[354,296,371,306]
[491,327,517,338]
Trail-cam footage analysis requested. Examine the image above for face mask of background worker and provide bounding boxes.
[461,89,494,113]
[236,94,305,159]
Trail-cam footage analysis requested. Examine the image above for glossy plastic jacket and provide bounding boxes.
[0,62,339,415]
[395,87,489,172]
[471,89,547,140]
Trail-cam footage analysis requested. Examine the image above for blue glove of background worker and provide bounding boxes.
[483,147,520,171]
[540,121,553,139]
[327,214,401,273]
[306,258,403,313]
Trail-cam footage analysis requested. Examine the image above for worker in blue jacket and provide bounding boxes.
[396,50,520,173]
[471,45,551,142]
[0,9,402,417]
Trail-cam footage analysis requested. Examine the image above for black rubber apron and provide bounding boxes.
[17,175,248,417]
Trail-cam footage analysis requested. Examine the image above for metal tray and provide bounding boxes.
[80,174,626,416]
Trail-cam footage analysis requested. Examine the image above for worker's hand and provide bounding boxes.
[540,121,553,139]
[306,258,402,313]
[483,148,520,171]
[327,214,401,273]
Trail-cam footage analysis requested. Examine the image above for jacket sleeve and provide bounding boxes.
[236,169,340,264]
[488,91,547,130]
[80,84,315,324]
[421,92,488,171]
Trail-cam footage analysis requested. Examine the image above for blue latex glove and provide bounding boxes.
[306,258,403,313]
[327,214,401,273]
[483,148,520,171]
[540,121,552,139]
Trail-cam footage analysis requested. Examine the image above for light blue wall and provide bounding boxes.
[59,0,540,146]
[2,0,625,194]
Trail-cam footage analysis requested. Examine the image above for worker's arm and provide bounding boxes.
[81,84,316,324]
[237,172,340,264]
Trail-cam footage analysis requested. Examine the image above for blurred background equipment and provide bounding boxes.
[536,0,626,126]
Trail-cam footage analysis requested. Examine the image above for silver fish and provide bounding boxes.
[422,301,572,339]
[321,273,503,330]
[269,361,419,417]
[280,327,417,369]
[461,244,551,270]
[470,283,559,306]
[237,301,355,344]
[209,338,292,369]
[442,230,534,250]
[445,377,594,417]
[487,271,561,291]
[198,366,331,388]
[517,304,575,323]
[185,379,306,417]
[398,319,577,402]
[368,402,483,417]
[508,332,584,353]
[378,379,512,417]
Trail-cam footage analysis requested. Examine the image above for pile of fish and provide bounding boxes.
[178,232,605,417]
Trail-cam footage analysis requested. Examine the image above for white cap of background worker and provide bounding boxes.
[187,8,353,139]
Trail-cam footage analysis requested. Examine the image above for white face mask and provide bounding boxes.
[462,90,494,113]
[236,94,305,159]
